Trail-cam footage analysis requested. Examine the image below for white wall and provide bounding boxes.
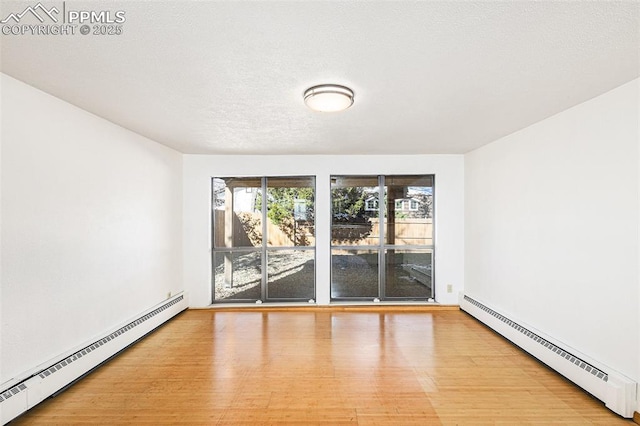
[183,155,464,307]
[0,74,183,385]
[465,79,639,384]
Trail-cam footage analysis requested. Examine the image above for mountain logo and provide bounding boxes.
[1,2,60,24]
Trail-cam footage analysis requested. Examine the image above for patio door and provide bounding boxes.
[212,176,316,303]
[330,175,434,301]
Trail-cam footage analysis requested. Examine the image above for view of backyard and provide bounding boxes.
[330,175,434,300]
[212,175,434,302]
[212,177,315,301]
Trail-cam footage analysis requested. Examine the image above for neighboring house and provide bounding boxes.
[394,198,420,212]
[364,196,419,212]
[364,196,429,213]
[364,196,379,211]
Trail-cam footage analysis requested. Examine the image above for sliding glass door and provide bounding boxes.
[331,175,434,301]
[212,176,315,303]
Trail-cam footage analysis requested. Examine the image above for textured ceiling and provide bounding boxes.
[1,1,638,155]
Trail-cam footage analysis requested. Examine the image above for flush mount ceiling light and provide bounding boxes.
[303,84,354,112]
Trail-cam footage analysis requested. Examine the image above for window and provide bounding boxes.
[212,176,315,302]
[331,175,434,300]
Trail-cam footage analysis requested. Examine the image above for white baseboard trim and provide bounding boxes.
[460,294,636,418]
[0,292,188,424]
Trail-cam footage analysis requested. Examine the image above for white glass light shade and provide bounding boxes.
[303,84,354,112]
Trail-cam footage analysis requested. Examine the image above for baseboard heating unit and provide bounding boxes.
[460,294,636,418]
[0,292,188,425]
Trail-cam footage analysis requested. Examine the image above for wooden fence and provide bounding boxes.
[213,211,315,247]
[332,218,433,246]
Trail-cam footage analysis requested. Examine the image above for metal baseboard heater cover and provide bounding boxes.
[460,294,636,418]
[0,293,188,425]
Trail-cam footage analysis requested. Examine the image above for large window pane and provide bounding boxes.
[212,176,316,303]
[331,249,379,298]
[331,176,380,246]
[213,177,262,248]
[213,251,262,301]
[267,249,315,299]
[384,249,432,298]
[331,174,434,301]
[384,175,433,246]
[266,177,315,247]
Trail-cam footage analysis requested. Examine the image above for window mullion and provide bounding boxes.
[261,177,268,301]
[378,175,385,301]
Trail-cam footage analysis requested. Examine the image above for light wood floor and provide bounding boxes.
[12,308,634,425]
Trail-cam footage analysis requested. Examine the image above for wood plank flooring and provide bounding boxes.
[12,309,634,425]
